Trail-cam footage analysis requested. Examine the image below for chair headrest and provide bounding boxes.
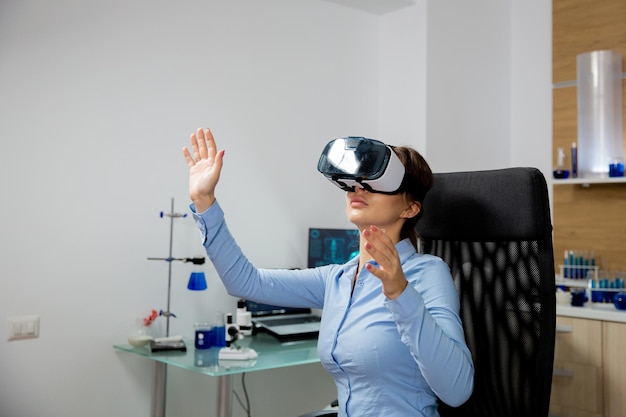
[416,167,552,242]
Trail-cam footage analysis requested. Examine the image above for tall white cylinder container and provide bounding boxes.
[577,50,624,178]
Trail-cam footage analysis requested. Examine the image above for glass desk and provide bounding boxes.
[114,333,320,417]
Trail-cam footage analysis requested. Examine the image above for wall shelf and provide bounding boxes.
[556,277,591,288]
[552,177,626,186]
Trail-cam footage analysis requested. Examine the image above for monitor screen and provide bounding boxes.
[307,228,360,268]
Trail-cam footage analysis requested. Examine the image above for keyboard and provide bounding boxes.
[259,316,321,327]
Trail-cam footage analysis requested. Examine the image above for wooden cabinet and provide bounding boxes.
[551,317,603,417]
[603,321,626,417]
[550,316,626,417]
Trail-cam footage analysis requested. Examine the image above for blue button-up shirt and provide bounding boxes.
[192,201,474,417]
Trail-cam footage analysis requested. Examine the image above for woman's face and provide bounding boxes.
[345,187,419,238]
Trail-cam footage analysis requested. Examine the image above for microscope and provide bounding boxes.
[218,300,257,360]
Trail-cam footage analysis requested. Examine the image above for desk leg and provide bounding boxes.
[216,374,232,417]
[151,362,167,417]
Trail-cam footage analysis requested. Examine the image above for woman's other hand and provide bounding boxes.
[182,128,225,213]
[362,225,408,299]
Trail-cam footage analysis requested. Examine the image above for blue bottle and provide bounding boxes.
[212,312,227,348]
[571,142,578,178]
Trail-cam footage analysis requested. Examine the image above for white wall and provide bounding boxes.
[378,0,552,177]
[424,0,551,178]
[0,1,552,416]
[0,1,375,416]
[425,1,512,172]
[379,1,428,151]
[510,0,553,181]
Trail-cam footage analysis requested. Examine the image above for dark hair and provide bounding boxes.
[392,146,433,249]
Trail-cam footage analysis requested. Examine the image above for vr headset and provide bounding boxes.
[317,137,405,194]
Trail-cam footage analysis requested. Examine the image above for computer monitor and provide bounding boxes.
[307,228,360,268]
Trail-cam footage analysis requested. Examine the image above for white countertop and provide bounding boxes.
[557,303,626,323]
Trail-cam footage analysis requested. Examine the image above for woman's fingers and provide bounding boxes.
[183,127,225,212]
[363,226,395,265]
[182,146,195,168]
[195,128,207,160]
[362,227,408,299]
[189,130,201,162]
[203,128,216,160]
[189,127,216,161]
[184,128,220,166]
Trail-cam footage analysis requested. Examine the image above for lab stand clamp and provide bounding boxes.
[146,198,206,337]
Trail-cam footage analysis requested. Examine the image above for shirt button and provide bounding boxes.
[357,280,364,287]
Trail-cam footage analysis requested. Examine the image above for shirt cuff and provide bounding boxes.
[189,200,224,246]
[385,284,424,323]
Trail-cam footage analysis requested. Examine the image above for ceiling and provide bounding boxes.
[321,0,417,15]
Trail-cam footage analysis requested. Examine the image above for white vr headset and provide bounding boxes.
[317,137,406,194]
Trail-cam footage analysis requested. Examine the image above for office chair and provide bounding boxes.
[417,167,556,417]
[301,167,556,417]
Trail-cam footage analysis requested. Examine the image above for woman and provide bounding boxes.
[183,128,474,417]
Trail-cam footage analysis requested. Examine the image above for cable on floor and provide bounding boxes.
[233,372,252,417]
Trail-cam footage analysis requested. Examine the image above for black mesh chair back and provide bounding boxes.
[416,167,556,417]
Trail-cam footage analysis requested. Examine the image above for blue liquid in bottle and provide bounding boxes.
[212,312,226,347]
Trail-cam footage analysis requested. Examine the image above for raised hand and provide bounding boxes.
[362,225,408,299]
[182,128,225,213]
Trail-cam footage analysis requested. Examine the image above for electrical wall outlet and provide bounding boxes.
[7,315,40,341]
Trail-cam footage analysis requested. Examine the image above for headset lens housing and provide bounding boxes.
[317,137,405,194]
